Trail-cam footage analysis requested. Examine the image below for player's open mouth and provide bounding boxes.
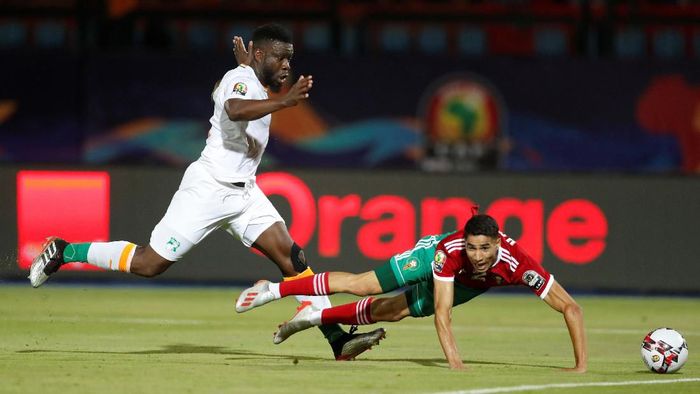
[279,74,288,83]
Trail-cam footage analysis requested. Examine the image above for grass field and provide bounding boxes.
[1,285,698,394]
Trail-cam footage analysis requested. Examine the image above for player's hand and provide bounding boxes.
[282,75,313,107]
[245,133,261,158]
[233,36,253,67]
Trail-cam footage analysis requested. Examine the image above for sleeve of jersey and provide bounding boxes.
[514,248,554,299]
[222,76,259,102]
[431,247,456,282]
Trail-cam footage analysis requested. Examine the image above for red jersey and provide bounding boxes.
[432,231,554,299]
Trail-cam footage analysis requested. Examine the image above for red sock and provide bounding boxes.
[279,272,330,296]
[320,297,375,325]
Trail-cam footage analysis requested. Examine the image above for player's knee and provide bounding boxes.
[348,271,382,296]
[131,248,173,277]
[346,274,374,296]
[290,242,308,273]
[371,298,407,322]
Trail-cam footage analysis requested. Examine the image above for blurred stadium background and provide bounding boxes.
[1,1,700,392]
[1,0,698,291]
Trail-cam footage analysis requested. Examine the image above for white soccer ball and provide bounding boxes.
[641,328,688,373]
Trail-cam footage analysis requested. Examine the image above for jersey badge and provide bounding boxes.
[233,82,248,96]
[402,257,419,272]
[522,270,544,290]
[166,237,181,253]
[433,250,447,272]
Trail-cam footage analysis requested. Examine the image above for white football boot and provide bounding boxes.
[236,280,276,313]
[273,302,318,344]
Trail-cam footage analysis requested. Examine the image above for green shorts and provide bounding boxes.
[373,233,487,317]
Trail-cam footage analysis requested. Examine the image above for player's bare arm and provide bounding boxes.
[543,280,588,373]
[433,278,465,370]
[224,75,313,121]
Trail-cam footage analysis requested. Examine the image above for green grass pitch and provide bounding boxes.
[1,285,698,393]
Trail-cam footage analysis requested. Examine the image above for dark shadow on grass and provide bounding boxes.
[365,357,563,369]
[17,345,563,369]
[16,344,327,362]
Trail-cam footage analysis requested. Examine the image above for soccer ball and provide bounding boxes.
[641,328,688,373]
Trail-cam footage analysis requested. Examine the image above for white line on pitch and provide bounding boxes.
[433,378,700,394]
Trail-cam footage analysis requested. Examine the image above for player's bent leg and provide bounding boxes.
[250,222,297,276]
[29,238,172,287]
[369,295,412,322]
[129,245,176,277]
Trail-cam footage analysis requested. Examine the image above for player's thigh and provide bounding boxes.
[374,253,434,293]
[149,162,229,261]
[404,281,486,317]
[225,184,287,251]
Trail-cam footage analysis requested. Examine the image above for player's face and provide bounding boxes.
[464,234,500,273]
[259,41,293,93]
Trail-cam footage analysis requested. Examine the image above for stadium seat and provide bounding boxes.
[303,23,331,52]
[0,20,27,48]
[457,26,486,56]
[418,25,447,54]
[35,20,66,48]
[614,27,645,58]
[653,28,684,59]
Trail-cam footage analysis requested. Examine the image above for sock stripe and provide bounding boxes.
[313,273,328,295]
[118,243,136,272]
[356,297,373,325]
[355,299,364,324]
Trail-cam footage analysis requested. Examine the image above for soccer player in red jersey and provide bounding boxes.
[238,214,587,371]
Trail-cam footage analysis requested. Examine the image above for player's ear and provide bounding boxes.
[254,47,264,62]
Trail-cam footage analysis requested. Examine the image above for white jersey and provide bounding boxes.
[199,65,270,182]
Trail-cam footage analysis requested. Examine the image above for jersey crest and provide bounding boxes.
[433,250,447,272]
[232,82,248,96]
[402,257,419,272]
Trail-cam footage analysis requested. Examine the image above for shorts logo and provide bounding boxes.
[167,237,181,253]
[402,257,419,272]
[522,270,544,290]
[233,82,248,96]
[433,250,447,273]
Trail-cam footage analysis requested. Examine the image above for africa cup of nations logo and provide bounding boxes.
[418,73,507,171]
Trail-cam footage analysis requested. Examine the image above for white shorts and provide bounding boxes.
[149,161,284,261]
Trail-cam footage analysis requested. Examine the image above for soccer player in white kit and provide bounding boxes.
[29,23,385,360]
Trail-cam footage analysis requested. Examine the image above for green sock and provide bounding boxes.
[63,243,91,263]
[318,324,345,344]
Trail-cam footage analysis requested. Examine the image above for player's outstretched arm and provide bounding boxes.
[225,75,313,121]
[433,279,465,370]
[543,280,588,373]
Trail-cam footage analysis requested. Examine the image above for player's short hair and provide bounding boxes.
[252,23,292,45]
[464,214,499,238]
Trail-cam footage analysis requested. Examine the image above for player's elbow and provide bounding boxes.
[224,100,246,121]
[563,301,583,319]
